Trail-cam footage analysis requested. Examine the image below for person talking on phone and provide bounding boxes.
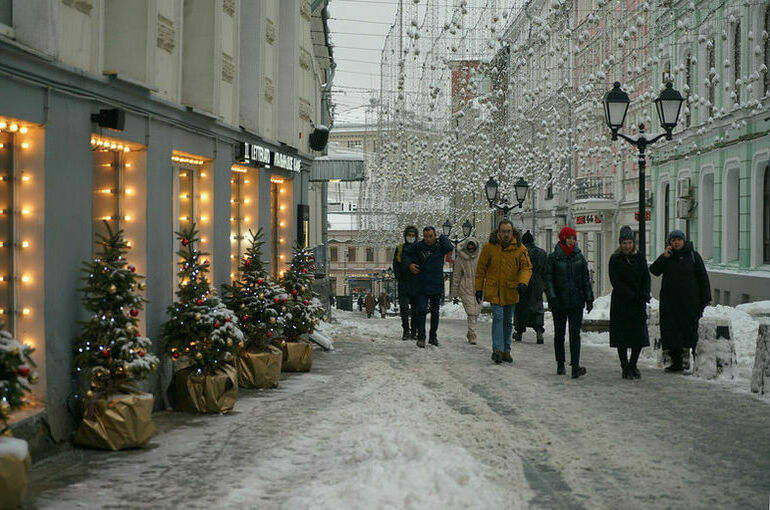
[649,230,711,372]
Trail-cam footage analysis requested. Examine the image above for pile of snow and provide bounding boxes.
[702,305,759,381]
[0,436,29,461]
[440,301,492,322]
[309,321,335,351]
[736,300,770,318]
[584,294,611,321]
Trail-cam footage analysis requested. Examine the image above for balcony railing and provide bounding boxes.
[574,176,614,200]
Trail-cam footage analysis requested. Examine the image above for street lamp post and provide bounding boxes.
[442,218,474,248]
[603,81,684,260]
[485,176,530,219]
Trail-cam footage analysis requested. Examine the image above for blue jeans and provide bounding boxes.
[491,304,515,353]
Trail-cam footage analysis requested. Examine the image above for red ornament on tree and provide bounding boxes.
[245,259,251,266]
[128,265,136,272]
[274,297,281,304]
[257,278,263,284]
[100,349,110,358]
[242,315,249,322]
[304,300,309,305]
[302,268,307,274]
[292,289,298,296]
[213,321,221,328]
[224,317,231,323]
[135,331,141,337]
[282,297,287,303]
[196,299,204,305]
[129,309,139,317]
[181,238,189,246]
[17,367,30,377]
[266,331,273,338]
[138,351,145,358]
[172,351,180,359]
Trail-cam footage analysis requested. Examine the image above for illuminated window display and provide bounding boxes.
[172,152,212,284]
[229,164,259,281]
[270,176,292,278]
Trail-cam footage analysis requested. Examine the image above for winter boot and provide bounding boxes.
[620,359,632,379]
[557,362,566,375]
[536,331,544,344]
[630,364,641,379]
[664,360,684,373]
[571,366,587,379]
[512,331,523,342]
[416,338,426,348]
[402,330,410,341]
[491,350,503,364]
[467,331,477,345]
[502,351,513,363]
[428,337,439,347]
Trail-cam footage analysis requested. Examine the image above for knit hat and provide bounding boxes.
[558,226,577,242]
[522,230,534,245]
[666,229,686,244]
[618,225,634,243]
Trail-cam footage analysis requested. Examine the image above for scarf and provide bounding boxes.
[559,241,575,257]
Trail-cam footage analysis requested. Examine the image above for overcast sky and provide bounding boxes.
[327,0,398,126]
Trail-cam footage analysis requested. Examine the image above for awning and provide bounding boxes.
[310,150,365,182]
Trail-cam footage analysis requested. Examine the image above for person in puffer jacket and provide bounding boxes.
[450,237,481,344]
[545,226,594,379]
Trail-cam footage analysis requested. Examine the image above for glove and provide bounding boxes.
[586,301,594,313]
[452,297,460,305]
[517,283,527,295]
[475,291,483,304]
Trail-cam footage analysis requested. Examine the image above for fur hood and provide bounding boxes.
[488,228,522,247]
[457,237,480,260]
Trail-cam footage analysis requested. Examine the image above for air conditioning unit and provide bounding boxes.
[676,198,692,219]
[678,178,691,198]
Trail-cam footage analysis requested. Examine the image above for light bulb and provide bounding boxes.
[21,142,29,150]
[22,308,31,315]
[21,176,30,182]
[9,124,18,132]
[19,127,28,134]
[0,121,6,129]
[21,275,31,283]
[200,193,208,200]
[21,241,29,248]
[124,215,131,221]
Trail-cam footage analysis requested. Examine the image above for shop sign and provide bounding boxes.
[575,214,602,225]
[237,142,302,172]
[634,210,651,221]
[274,152,302,173]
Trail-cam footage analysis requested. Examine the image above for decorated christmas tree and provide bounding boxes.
[222,229,287,348]
[161,225,243,373]
[0,330,36,436]
[73,222,158,399]
[280,244,325,341]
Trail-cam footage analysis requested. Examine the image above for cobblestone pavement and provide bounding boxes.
[24,316,770,509]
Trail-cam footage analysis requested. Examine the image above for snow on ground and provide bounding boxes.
[0,436,28,460]
[439,301,492,321]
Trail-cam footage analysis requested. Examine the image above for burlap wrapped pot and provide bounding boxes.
[173,363,238,413]
[74,392,155,450]
[236,344,283,389]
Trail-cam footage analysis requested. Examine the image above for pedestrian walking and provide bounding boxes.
[357,295,364,312]
[545,226,594,378]
[513,230,547,344]
[608,226,651,379]
[649,230,711,372]
[475,220,532,364]
[364,292,375,319]
[402,226,454,348]
[393,226,419,339]
[329,294,336,308]
[378,291,390,318]
[450,237,481,344]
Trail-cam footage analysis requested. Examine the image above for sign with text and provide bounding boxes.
[575,215,602,225]
[237,142,301,172]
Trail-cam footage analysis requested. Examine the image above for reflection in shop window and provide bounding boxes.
[230,165,259,281]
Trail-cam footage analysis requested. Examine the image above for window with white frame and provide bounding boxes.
[723,168,739,262]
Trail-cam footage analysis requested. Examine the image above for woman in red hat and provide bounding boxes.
[545,226,595,378]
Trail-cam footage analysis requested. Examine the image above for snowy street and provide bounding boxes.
[25,311,770,509]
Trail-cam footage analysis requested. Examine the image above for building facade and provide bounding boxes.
[650,0,770,304]
[0,0,333,443]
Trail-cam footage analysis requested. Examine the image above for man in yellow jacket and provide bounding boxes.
[475,220,533,364]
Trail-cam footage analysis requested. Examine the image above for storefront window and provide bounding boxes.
[270,176,292,278]
[1,117,45,403]
[172,152,212,284]
[230,165,259,281]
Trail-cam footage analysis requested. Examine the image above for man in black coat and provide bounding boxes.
[649,229,711,372]
[393,226,419,340]
[513,230,547,344]
[402,226,454,348]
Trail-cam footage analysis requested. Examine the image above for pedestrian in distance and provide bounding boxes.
[545,226,594,378]
[513,230,547,344]
[450,237,481,344]
[475,220,533,364]
[649,230,711,372]
[378,291,390,318]
[357,295,364,312]
[608,226,651,379]
[364,292,375,319]
[393,226,419,340]
[402,226,454,348]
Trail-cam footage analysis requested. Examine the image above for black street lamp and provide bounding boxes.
[485,176,529,218]
[603,81,684,260]
[442,218,474,247]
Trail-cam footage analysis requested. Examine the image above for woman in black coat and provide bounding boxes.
[609,226,651,379]
[649,230,711,372]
